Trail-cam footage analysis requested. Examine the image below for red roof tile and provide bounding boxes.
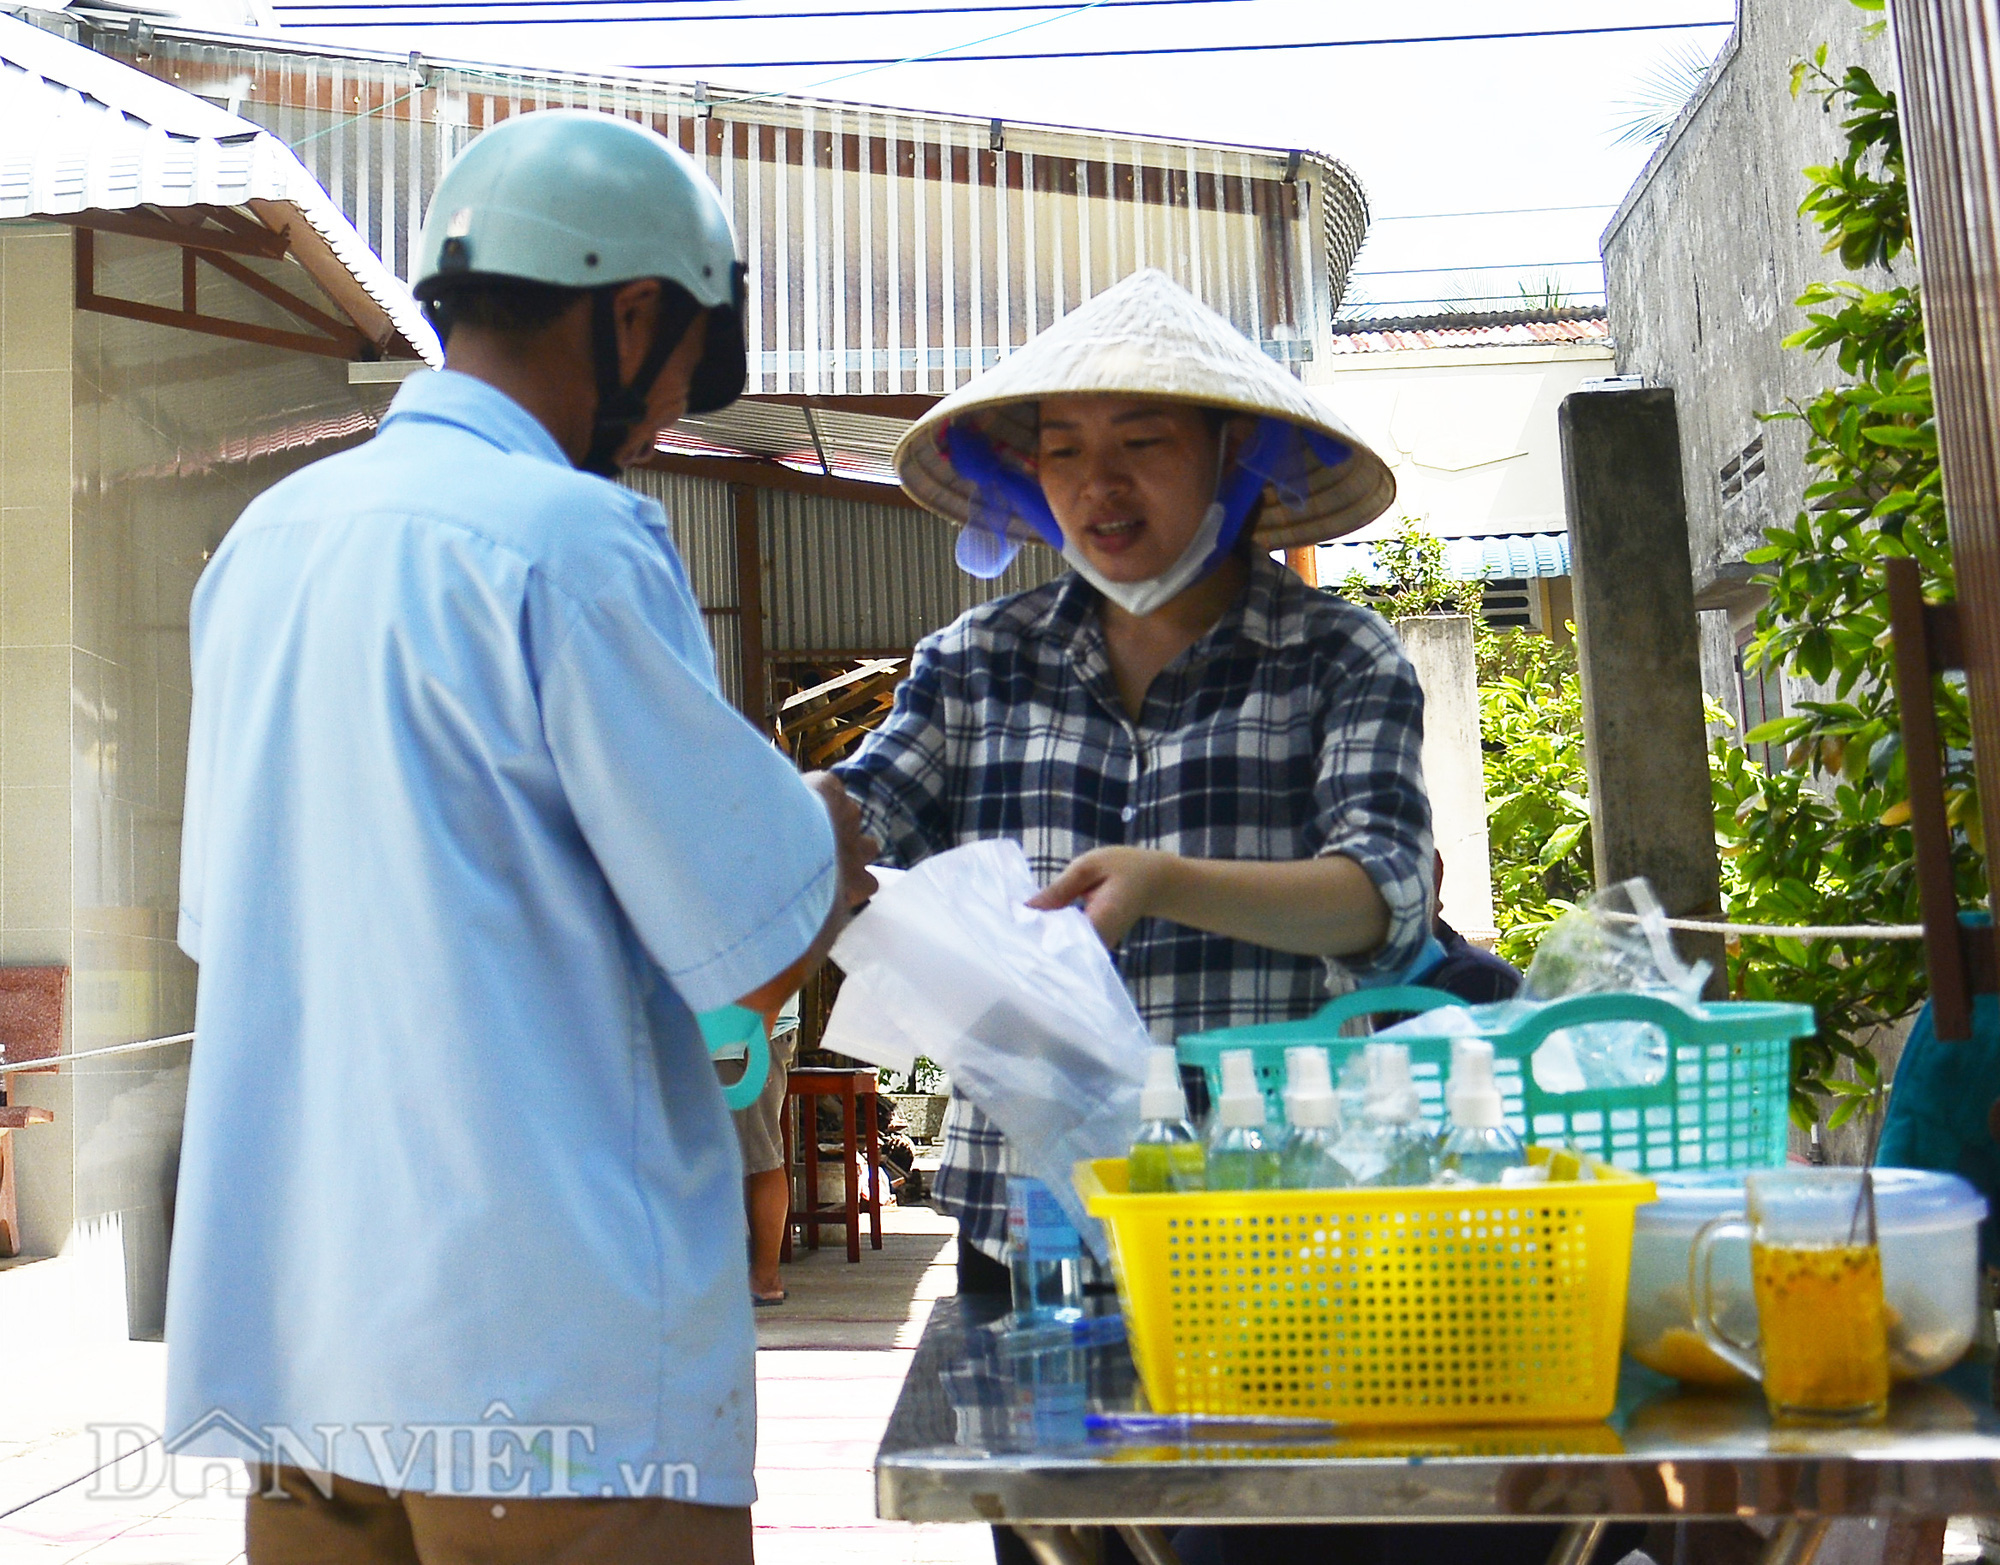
[1328,309,1609,354]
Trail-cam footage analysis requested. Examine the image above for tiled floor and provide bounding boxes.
[0,1192,985,1565]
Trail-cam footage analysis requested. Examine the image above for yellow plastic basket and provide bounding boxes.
[1077,1158,1656,1428]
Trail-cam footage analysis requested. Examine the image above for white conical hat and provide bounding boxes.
[894,268,1395,551]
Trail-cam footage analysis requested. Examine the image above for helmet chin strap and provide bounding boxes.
[578,287,684,479]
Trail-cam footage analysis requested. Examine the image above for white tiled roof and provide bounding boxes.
[0,15,438,364]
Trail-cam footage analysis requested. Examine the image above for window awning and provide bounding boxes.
[1321,530,1571,583]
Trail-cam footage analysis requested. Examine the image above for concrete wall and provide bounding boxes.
[1310,341,1615,543]
[2,220,375,1337]
[1394,615,1494,940]
[1602,0,1898,725]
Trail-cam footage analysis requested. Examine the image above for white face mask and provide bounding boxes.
[1062,499,1227,617]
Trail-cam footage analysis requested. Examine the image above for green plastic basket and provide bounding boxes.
[1177,988,1816,1173]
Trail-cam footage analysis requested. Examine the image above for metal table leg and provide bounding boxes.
[1014,1525,1093,1565]
[1116,1523,1184,1565]
[1760,1519,1833,1565]
[1545,1519,1608,1565]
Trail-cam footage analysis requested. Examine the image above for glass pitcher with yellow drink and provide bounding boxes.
[1690,1168,1890,1425]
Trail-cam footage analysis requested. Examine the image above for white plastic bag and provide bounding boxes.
[1524,877,1710,1091]
[822,839,1151,1255]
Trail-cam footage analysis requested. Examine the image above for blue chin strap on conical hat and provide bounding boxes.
[894,268,1397,573]
[943,413,1356,580]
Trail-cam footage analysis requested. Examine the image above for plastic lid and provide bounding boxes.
[1217,1048,1267,1129]
[1364,1041,1421,1123]
[1141,1046,1189,1122]
[1284,1046,1339,1129]
[1447,1037,1504,1130]
[1635,1167,1989,1234]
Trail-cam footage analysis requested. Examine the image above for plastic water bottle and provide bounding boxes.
[1128,1046,1206,1192]
[1438,1037,1527,1183]
[1205,1049,1280,1191]
[1279,1046,1353,1189]
[1005,1144,1083,1321]
[1363,1042,1435,1187]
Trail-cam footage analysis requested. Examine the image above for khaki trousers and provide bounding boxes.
[246,1465,754,1565]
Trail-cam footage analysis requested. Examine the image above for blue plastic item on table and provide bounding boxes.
[1178,987,1815,1172]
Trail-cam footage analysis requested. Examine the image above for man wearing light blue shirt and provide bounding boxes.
[168,111,875,1564]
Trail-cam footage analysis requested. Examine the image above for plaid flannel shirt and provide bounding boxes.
[834,552,1433,1259]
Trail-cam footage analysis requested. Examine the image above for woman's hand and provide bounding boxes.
[1030,849,1395,959]
[1027,847,1181,949]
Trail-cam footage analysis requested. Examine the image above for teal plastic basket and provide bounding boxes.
[1177,988,1816,1173]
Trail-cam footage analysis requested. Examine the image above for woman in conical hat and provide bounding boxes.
[833,269,1433,1286]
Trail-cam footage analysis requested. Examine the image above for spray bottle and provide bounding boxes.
[1205,1049,1280,1191]
[1363,1041,1435,1187]
[1128,1046,1206,1192]
[1438,1037,1527,1183]
[1279,1046,1353,1189]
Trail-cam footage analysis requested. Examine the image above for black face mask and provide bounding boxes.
[578,265,749,478]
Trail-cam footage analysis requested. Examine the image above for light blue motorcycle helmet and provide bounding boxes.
[414,109,748,474]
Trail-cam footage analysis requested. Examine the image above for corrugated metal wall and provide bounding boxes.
[96,32,1357,390]
[623,468,1066,683]
[621,468,744,710]
[761,488,1063,653]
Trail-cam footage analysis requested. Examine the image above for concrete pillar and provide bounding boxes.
[1394,614,1495,940]
[1558,387,1726,987]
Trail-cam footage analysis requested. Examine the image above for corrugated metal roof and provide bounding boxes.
[59,20,1349,393]
[664,402,906,485]
[1322,531,1570,583]
[0,14,438,362]
[1327,311,1609,355]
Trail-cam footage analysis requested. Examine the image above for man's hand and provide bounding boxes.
[1027,846,1179,949]
[804,771,879,912]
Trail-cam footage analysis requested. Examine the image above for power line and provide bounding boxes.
[612,18,1730,66]
[277,0,1243,13]
[276,17,1732,56]
[1350,259,1603,277]
[1374,202,1619,222]
[1339,293,1607,310]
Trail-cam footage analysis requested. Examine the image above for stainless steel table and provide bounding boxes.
[876,1298,2000,1565]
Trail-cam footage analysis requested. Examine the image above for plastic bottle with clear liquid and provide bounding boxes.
[1205,1048,1281,1191]
[1333,1052,1386,1184]
[1437,1037,1527,1183]
[1279,1046,1353,1189]
[1005,1143,1084,1322]
[1128,1046,1206,1192]
[1363,1042,1435,1187]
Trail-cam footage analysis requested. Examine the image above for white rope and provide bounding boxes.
[0,1032,193,1076]
[1602,912,1926,940]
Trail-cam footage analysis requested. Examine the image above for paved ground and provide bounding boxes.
[0,1191,984,1565]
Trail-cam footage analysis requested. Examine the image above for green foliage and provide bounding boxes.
[1477,626,1592,971]
[1517,276,1572,312]
[1609,39,1720,149]
[879,1055,945,1094]
[1791,47,1908,270]
[1724,35,1985,1129]
[1340,521,1465,619]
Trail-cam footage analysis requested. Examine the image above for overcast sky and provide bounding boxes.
[270,0,1768,313]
